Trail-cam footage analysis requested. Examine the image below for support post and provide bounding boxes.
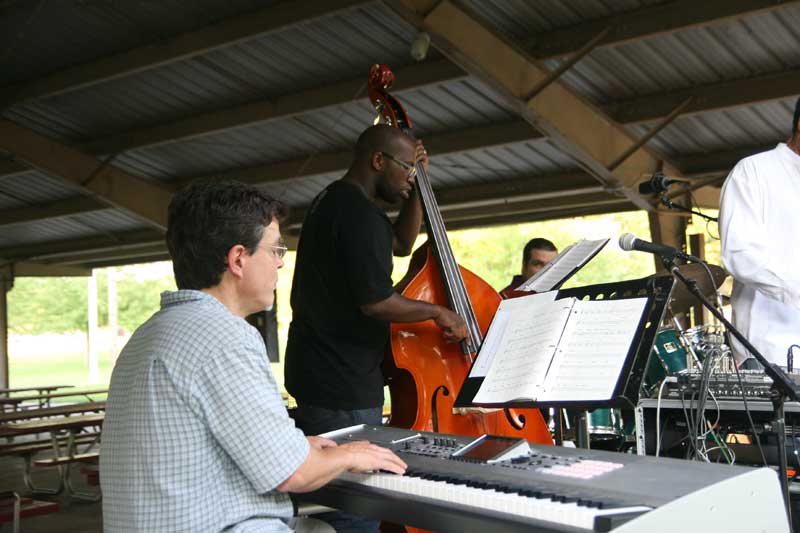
[648,209,688,325]
[0,269,12,389]
[86,271,99,384]
[107,268,118,365]
[688,233,707,326]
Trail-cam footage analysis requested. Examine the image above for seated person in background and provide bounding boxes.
[100,181,406,533]
[499,237,559,298]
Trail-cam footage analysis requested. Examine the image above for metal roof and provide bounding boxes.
[0,0,797,269]
[0,0,282,86]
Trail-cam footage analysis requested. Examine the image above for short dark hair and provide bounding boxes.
[522,237,557,270]
[793,96,800,138]
[166,181,287,290]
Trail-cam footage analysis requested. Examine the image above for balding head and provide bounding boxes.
[343,124,419,203]
[354,124,414,160]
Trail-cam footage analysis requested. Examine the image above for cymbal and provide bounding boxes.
[665,263,727,313]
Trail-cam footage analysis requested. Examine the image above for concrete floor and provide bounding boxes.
[0,447,101,533]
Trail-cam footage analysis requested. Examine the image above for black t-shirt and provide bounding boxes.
[285,180,395,410]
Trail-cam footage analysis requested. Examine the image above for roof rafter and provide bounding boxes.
[7,263,92,277]
[0,66,789,185]
[178,119,541,187]
[607,68,800,124]
[0,159,29,178]
[0,229,164,264]
[284,171,605,229]
[443,202,637,231]
[676,143,774,177]
[0,0,371,107]
[440,192,630,225]
[47,243,171,268]
[0,196,110,227]
[0,173,601,263]
[83,59,465,155]
[389,0,683,210]
[528,0,798,60]
[0,119,171,229]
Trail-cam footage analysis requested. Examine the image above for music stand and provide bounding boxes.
[454,275,675,412]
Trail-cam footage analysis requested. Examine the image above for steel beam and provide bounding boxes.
[390,0,683,211]
[0,0,372,106]
[0,120,171,229]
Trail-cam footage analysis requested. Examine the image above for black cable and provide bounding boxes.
[695,258,767,466]
[695,344,716,455]
[787,345,800,373]
[681,390,700,460]
[728,345,768,466]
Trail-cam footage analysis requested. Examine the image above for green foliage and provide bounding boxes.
[7,210,717,339]
[8,277,89,334]
[393,211,657,291]
[8,264,177,335]
[115,274,176,331]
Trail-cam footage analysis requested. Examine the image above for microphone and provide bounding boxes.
[638,173,685,195]
[619,233,697,261]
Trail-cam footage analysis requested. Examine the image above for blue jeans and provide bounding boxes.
[291,403,383,533]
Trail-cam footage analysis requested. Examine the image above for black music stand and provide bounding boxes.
[454,275,675,413]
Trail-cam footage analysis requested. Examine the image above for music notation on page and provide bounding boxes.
[473,293,647,404]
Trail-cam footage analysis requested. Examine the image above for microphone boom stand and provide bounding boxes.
[664,255,798,527]
[659,194,718,222]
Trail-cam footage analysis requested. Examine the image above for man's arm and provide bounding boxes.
[720,161,800,306]
[392,140,427,256]
[361,292,468,343]
[277,436,406,493]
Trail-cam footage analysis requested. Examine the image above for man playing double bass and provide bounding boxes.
[285,124,468,532]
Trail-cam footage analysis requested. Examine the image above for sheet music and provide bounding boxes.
[516,239,609,293]
[541,297,648,401]
[472,293,572,403]
[469,291,558,378]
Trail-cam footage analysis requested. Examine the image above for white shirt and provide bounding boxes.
[719,143,800,366]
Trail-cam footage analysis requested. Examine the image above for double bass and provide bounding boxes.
[368,64,552,444]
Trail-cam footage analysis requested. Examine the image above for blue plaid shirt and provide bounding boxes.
[101,290,309,532]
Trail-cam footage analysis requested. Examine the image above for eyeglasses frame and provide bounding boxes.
[379,151,417,178]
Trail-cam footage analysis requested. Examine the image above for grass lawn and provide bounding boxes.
[9,350,113,403]
[7,332,378,407]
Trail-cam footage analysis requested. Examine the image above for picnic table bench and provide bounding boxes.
[0,401,105,424]
[0,401,105,425]
[0,385,75,411]
[0,385,72,397]
[0,491,60,532]
[0,414,104,501]
[0,388,107,405]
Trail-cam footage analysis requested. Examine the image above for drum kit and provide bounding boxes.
[645,263,732,393]
[567,263,732,450]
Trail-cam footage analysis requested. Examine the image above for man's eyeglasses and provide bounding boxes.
[380,152,417,178]
[264,243,288,259]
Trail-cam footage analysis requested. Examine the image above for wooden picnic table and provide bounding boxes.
[0,402,105,425]
[0,385,73,396]
[0,414,104,438]
[0,413,104,501]
[0,388,108,407]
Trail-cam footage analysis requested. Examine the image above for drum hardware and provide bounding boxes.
[561,407,634,451]
[643,320,735,398]
[662,263,727,317]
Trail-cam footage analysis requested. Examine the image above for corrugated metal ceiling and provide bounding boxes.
[0,0,796,267]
